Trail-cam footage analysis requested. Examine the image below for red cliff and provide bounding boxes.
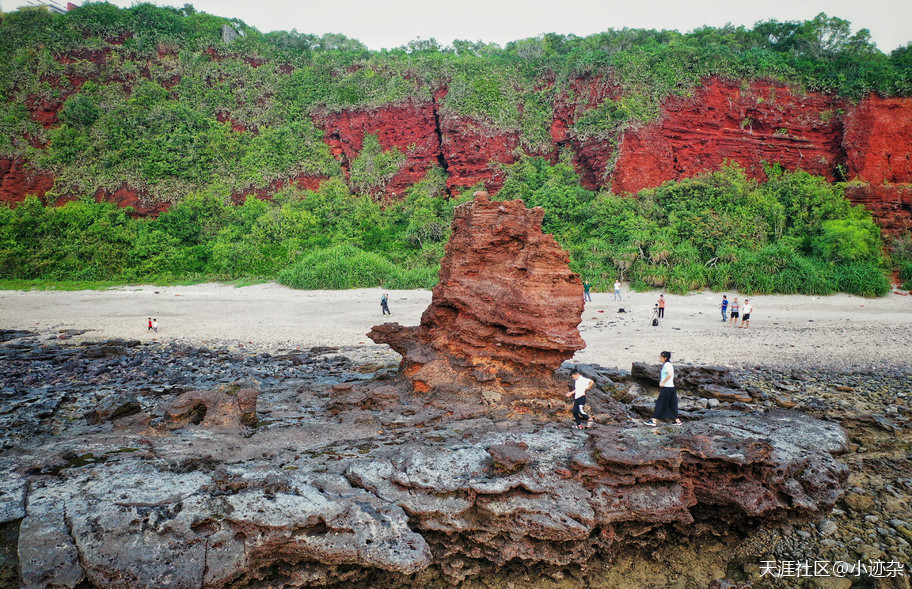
[610,78,847,194]
[841,96,912,234]
[2,56,912,234]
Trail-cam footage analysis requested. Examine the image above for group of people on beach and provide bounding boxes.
[719,295,753,328]
[583,281,756,330]
[573,281,762,430]
[146,317,158,332]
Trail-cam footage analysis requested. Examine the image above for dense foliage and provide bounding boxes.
[0,160,895,296]
[0,4,906,295]
[1,4,911,200]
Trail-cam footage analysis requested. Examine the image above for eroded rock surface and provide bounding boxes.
[369,194,585,400]
[0,337,871,588]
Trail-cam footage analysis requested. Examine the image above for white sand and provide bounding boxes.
[1,283,910,371]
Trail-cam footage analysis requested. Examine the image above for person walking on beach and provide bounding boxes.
[740,299,753,329]
[147,317,153,331]
[566,372,594,429]
[720,295,729,322]
[614,280,623,302]
[152,318,158,333]
[583,280,592,302]
[657,294,666,319]
[644,351,682,426]
[729,298,740,326]
[380,293,391,315]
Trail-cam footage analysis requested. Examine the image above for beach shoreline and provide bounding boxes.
[1,282,910,371]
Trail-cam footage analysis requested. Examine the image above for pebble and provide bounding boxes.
[818,520,838,537]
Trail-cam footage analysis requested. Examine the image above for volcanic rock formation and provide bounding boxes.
[368,193,585,400]
[0,337,862,588]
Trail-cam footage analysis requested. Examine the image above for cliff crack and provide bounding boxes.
[431,89,451,197]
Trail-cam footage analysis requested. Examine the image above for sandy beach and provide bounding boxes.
[1,282,911,371]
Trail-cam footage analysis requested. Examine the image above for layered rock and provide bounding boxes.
[11,411,848,588]
[0,336,860,588]
[610,78,847,194]
[368,193,585,398]
[349,411,848,576]
[18,462,431,588]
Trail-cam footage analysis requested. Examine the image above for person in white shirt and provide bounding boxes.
[565,372,594,429]
[740,299,753,329]
[645,351,682,426]
[614,280,623,302]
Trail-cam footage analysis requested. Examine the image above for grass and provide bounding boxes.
[0,279,125,291]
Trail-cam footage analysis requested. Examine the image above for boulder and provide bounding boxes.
[158,386,258,429]
[83,393,142,424]
[632,362,741,390]
[698,384,753,404]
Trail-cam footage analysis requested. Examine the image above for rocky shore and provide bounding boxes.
[1,332,909,588]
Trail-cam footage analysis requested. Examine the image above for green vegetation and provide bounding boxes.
[891,234,912,290]
[0,159,893,296]
[0,4,906,295]
[1,4,910,200]
[494,159,891,297]
[0,167,469,288]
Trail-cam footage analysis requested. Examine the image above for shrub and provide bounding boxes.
[277,243,434,290]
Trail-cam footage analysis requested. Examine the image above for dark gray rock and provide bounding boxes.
[83,394,142,425]
[632,362,741,390]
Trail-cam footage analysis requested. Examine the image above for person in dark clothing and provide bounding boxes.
[380,293,391,315]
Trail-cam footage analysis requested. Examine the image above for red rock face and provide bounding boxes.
[91,185,171,216]
[368,194,585,398]
[313,100,442,197]
[436,111,527,194]
[229,174,327,205]
[844,95,912,184]
[0,157,55,205]
[610,78,847,194]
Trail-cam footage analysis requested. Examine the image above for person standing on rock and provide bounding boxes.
[657,294,666,319]
[729,297,740,326]
[566,372,594,429]
[645,351,682,426]
[583,280,592,302]
[614,280,623,302]
[380,293,391,315]
[740,299,753,329]
[720,295,729,323]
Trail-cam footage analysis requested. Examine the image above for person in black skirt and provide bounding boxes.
[644,350,682,426]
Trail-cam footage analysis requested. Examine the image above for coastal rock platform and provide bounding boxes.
[0,338,855,588]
